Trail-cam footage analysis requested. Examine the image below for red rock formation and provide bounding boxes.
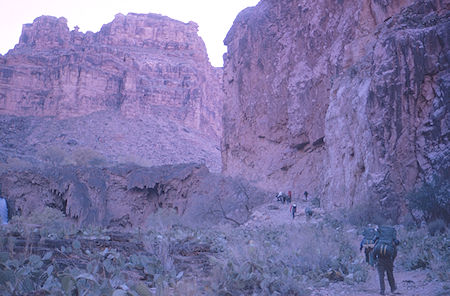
[0,163,268,227]
[222,0,449,214]
[0,13,223,139]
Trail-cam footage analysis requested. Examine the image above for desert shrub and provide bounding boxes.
[428,219,447,236]
[396,226,449,281]
[400,212,419,231]
[38,147,66,166]
[0,225,187,296]
[208,223,366,295]
[346,201,388,227]
[71,147,107,167]
[310,197,321,208]
[5,157,32,169]
[118,154,153,167]
[182,176,268,226]
[0,245,153,295]
[146,208,184,231]
[323,213,345,230]
[406,172,450,224]
[7,206,76,241]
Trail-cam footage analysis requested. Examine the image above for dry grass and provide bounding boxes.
[1,207,448,295]
[396,226,449,281]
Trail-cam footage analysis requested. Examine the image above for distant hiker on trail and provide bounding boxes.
[304,191,308,201]
[305,207,313,219]
[373,226,400,295]
[0,185,9,225]
[277,191,290,203]
[276,191,288,203]
[290,203,297,219]
[276,192,283,202]
[287,191,292,203]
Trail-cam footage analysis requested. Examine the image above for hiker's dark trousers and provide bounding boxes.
[377,258,396,293]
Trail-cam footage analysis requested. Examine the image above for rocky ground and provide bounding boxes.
[314,269,447,296]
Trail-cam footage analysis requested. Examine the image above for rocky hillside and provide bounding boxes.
[0,12,230,225]
[0,13,223,139]
[222,0,449,214]
[0,111,221,172]
[0,13,225,174]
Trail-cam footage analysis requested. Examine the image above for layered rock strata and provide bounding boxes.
[0,13,223,138]
[222,0,449,213]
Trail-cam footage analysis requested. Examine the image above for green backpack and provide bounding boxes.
[373,226,399,260]
[361,227,377,248]
[377,225,397,243]
[360,227,378,266]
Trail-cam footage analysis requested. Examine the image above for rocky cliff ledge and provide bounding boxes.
[222,0,449,214]
[0,163,267,227]
[0,13,223,138]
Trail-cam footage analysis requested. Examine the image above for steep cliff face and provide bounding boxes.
[0,13,223,138]
[222,0,449,212]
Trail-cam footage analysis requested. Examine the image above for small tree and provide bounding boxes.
[406,172,450,224]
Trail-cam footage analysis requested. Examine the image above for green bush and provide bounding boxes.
[406,172,450,224]
[208,223,366,295]
[428,219,447,236]
[71,147,107,167]
[0,227,185,296]
[347,201,388,227]
[396,226,449,281]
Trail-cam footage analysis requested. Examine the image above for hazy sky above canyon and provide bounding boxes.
[0,0,259,67]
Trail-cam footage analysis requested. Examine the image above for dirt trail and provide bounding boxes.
[245,198,448,296]
[311,269,447,296]
[244,197,325,227]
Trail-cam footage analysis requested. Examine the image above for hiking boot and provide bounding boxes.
[379,291,385,295]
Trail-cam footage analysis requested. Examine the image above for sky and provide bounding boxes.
[0,0,260,67]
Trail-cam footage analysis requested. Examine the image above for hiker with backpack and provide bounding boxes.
[276,192,283,202]
[305,207,313,219]
[287,191,292,203]
[360,225,377,267]
[373,226,400,295]
[276,191,290,204]
[290,203,297,219]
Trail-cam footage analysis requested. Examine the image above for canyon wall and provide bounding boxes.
[222,0,449,212]
[0,13,223,138]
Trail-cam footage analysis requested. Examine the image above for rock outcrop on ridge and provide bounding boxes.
[0,13,223,139]
[0,13,224,173]
[222,0,449,214]
[0,13,228,225]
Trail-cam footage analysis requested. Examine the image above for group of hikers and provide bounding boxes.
[276,190,312,219]
[360,225,400,295]
[276,189,400,295]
